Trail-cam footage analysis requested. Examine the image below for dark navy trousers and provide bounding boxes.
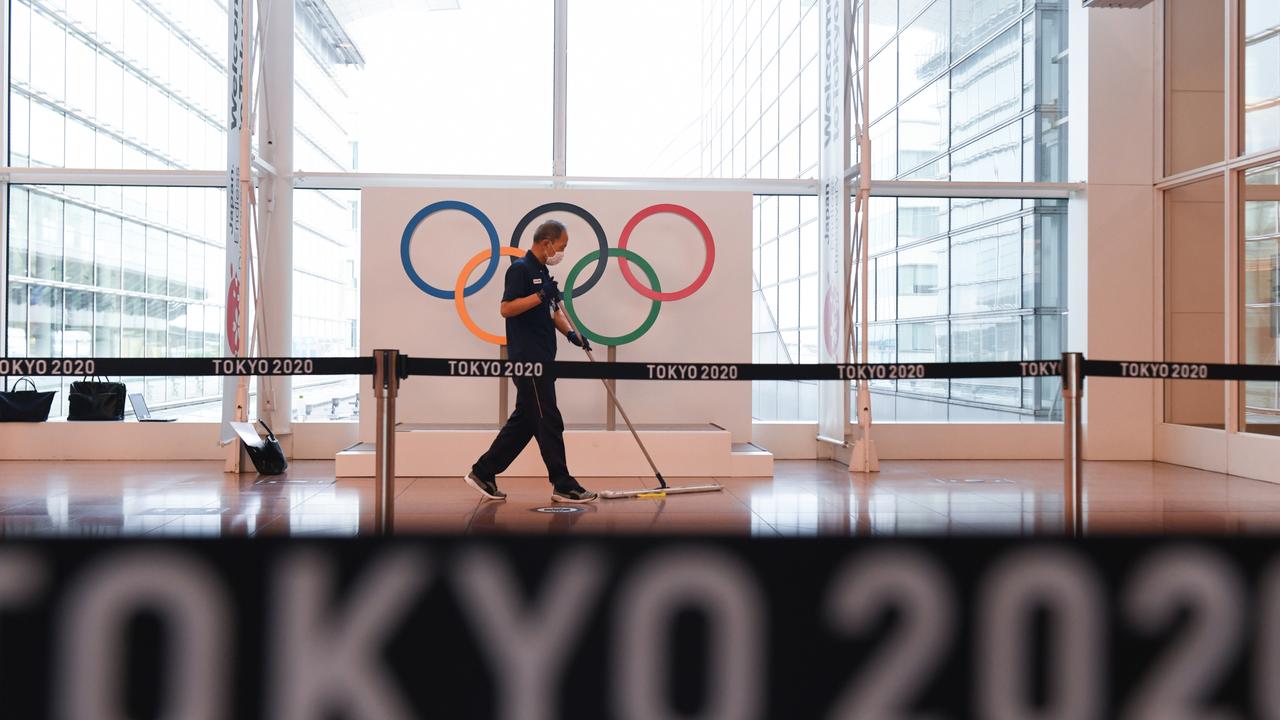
[472,374,576,490]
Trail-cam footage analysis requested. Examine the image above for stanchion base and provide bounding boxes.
[847,439,880,473]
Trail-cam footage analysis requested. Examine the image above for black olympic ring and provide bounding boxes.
[508,202,611,296]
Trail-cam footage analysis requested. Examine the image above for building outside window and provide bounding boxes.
[5,0,362,421]
[848,0,1068,422]
[699,0,823,420]
[7,0,229,419]
[290,6,361,422]
[612,0,1068,423]
[1241,2,1280,436]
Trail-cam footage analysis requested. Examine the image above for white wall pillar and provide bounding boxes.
[257,0,294,433]
[1066,0,1089,383]
[0,0,9,359]
[1077,3,1159,460]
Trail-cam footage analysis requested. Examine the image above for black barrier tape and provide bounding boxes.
[404,357,1056,380]
[3,355,1050,381]
[1087,359,1280,382]
[0,356,375,376]
[14,355,1280,382]
[1,536,1279,718]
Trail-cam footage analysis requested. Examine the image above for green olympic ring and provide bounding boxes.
[562,248,662,347]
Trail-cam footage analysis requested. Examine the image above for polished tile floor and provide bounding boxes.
[3,459,1280,536]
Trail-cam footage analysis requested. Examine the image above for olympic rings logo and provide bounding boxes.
[401,201,716,347]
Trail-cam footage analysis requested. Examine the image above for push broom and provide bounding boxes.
[552,297,723,499]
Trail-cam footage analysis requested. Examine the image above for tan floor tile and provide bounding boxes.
[5,458,1280,537]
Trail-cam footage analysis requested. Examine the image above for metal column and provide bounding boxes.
[373,349,401,535]
[1061,352,1084,537]
[606,345,617,430]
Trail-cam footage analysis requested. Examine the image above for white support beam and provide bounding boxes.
[1225,0,1242,435]
[257,0,294,434]
[0,167,1086,200]
[293,171,821,194]
[1154,148,1280,191]
[1,168,228,187]
[867,179,1085,199]
[553,0,568,178]
[0,0,9,359]
[0,168,1084,200]
[846,0,877,472]
[251,155,279,178]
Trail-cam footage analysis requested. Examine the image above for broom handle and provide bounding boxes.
[555,298,667,488]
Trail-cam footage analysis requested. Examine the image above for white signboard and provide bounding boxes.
[221,0,247,443]
[359,189,752,441]
[818,0,850,442]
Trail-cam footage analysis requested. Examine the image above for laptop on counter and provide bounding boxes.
[128,394,177,422]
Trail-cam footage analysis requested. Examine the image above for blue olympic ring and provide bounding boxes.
[508,202,610,295]
[400,200,501,300]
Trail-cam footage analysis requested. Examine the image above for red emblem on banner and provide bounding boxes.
[823,285,841,359]
[226,269,241,355]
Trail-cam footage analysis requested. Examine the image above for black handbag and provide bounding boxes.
[67,376,126,421]
[0,378,56,422]
[244,420,288,475]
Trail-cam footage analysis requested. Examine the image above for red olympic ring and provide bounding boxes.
[617,203,716,302]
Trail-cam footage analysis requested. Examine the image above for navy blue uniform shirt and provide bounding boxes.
[502,250,557,362]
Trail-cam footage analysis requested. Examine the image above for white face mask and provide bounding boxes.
[546,249,565,266]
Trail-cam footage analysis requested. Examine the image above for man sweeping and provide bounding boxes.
[464,219,598,503]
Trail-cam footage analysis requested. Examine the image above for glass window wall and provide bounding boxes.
[701,0,820,181]
[8,0,228,171]
[856,197,1063,423]
[309,1,551,175]
[3,0,1074,429]
[753,194,822,421]
[1163,1,1280,438]
[845,0,1068,422]
[6,185,226,419]
[1244,164,1280,434]
[569,1,704,177]
[1245,0,1280,154]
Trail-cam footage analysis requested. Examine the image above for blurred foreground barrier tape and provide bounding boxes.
[1,536,1279,717]
[1086,359,1280,382]
[405,357,1057,380]
[0,356,375,376]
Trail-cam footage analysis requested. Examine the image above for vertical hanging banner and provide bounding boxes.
[817,0,850,444]
[221,0,246,444]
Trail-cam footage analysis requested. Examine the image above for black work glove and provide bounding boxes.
[538,278,562,305]
[567,331,591,351]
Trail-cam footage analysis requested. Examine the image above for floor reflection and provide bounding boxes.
[4,459,1280,536]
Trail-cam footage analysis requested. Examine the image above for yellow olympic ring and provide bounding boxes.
[455,246,527,345]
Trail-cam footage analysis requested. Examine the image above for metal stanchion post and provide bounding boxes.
[372,349,401,536]
[1061,351,1084,537]
[606,345,617,431]
[373,351,386,535]
[385,350,400,534]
